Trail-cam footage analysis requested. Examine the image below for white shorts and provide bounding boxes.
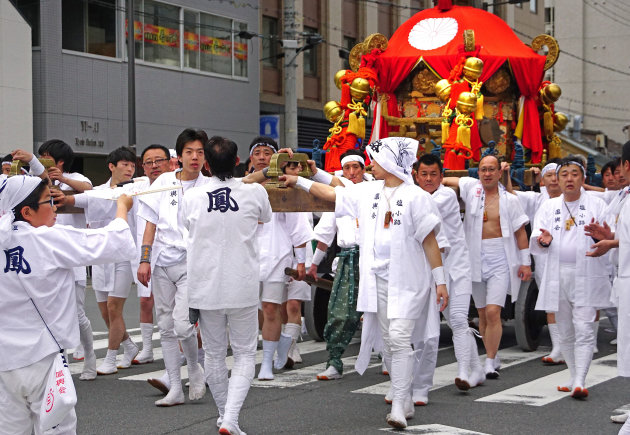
[259,281,286,304]
[471,238,510,308]
[94,261,133,303]
[286,279,311,302]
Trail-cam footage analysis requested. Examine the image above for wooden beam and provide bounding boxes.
[265,186,335,212]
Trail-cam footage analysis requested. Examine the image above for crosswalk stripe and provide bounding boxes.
[476,352,618,406]
[118,338,359,382]
[614,403,630,414]
[352,345,550,397]
[252,355,380,388]
[380,424,490,434]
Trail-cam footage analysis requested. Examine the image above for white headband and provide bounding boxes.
[0,175,42,247]
[249,143,278,157]
[2,161,11,167]
[541,163,558,178]
[340,155,365,167]
[556,160,585,176]
[366,137,419,184]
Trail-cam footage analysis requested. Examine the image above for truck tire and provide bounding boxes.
[514,279,546,351]
[303,275,333,342]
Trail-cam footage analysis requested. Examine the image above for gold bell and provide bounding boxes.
[462,57,484,81]
[435,79,452,102]
[553,112,569,132]
[323,101,343,123]
[540,83,562,105]
[456,92,477,115]
[349,77,371,100]
[334,70,347,90]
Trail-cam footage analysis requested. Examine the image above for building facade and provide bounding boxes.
[10,0,259,181]
[0,0,32,157]
[547,0,630,147]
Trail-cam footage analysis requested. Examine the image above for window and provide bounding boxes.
[530,0,537,13]
[140,0,180,67]
[303,26,318,76]
[262,16,279,68]
[10,0,40,46]
[62,0,117,57]
[342,36,356,70]
[200,14,232,75]
[184,10,199,69]
[234,21,248,77]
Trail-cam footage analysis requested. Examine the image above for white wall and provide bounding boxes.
[0,0,33,156]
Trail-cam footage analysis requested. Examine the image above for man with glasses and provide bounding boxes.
[137,129,209,407]
[443,155,531,379]
[133,145,173,367]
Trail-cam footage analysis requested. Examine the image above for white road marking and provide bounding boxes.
[477,353,618,406]
[118,338,359,382]
[380,424,490,434]
[353,345,550,397]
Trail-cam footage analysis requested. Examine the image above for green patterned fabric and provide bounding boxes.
[324,246,362,374]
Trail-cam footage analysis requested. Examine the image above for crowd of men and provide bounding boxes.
[1,131,629,434]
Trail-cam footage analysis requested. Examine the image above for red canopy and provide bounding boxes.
[371,5,547,162]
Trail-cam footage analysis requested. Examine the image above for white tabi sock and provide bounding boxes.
[258,340,277,380]
[140,323,154,353]
[274,333,293,370]
[547,323,563,360]
[222,375,252,429]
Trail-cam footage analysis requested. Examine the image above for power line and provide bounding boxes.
[560,97,630,113]
[511,28,630,78]
[582,0,630,29]
[553,107,629,123]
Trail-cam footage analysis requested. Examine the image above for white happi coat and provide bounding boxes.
[530,193,612,312]
[73,178,146,293]
[459,177,529,301]
[257,210,313,283]
[614,198,630,376]
[137,170,208,271]
[0,219,135,371]
[516,189,550,225]
[314,177,360,249]
[431,185,472,297]
[335,180,441,319]
[182,177,272,310]
[601,186,630,271]
[54,172,92,284]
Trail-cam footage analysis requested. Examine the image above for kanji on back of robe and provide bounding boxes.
[4,246,31,274]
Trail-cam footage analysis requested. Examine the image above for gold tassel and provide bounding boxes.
[347,112,362,137]
[442,120,450,144]
[357,116,366,141]
[543,109,554,140]
[441,105,453,144]
[457,123,471,149]
[476,93,484,120]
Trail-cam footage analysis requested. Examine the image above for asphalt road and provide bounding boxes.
[74,285,627,435]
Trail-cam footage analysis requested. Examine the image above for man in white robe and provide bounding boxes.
[133,144,173,366]
[62,146,143,375]
[443,156,531,378]
[282,137,448,430]
[38,140,97,380]
[412,153,484,401]
[510,161,566,365]
[183,137,272,435]
[137,129,209,407]
[246,137,312,381]
[310,150,368,381]
[531,159,611,399]
[0,176,136,434]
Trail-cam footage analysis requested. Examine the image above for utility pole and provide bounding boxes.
[127,0,136,147]
[283,0,298,149]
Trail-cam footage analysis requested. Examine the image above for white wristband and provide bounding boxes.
[29,155,45,176]
[296,176,314,192]
[519,249,531,266]
[311,169,333,185]
[312,248,327,266]
[431,266,447,286]
[294,247,306,263]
